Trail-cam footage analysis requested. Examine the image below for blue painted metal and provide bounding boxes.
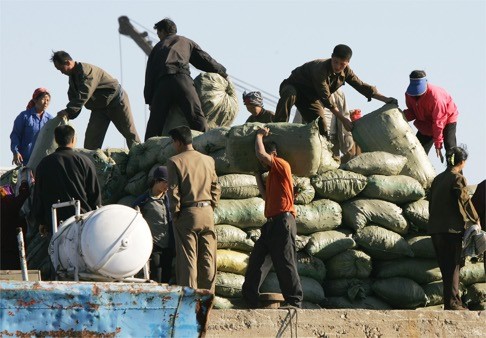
[0,281,214,337]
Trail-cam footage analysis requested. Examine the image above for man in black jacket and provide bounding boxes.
[144,18,228,140]
[33,125,101,235]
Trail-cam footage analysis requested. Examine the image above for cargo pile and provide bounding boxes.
[2,105,484,310]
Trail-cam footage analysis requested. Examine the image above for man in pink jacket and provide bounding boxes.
[403,70,458,164]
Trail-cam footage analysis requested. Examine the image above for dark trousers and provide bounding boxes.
[416,122,457,159]
[150,247,175,283]
[145,74,208,141]
[85,89,140,150]
[431,233,464,309]
[242,212,303,308]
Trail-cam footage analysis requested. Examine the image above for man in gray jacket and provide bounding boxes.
[52,51,140,149]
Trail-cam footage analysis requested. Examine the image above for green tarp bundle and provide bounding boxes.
[407,235,436,258]
[325,249,372,279]
[341,151,407,176]
[464,283,486,310]
[218,174,259,199]
[311,169,367,202]
[215,271,245,298]
[214,197,266,228]
[260,272,326,304]
[216,249,249,275]
[293,176,315,205]
[352,104,436,188]
[215,224,254,252]
[192,127,229,155]
[422,281,444,306]
[460,261,486,286]
[294,252,326,284]
[226,121,323,177]
[374,258,441,284]
[354,225,414,260]
[295,199,342,234]
[361,175,425,204]
[372,277,428,309]
[322,296,392,310]
[305,229,356,261]
[341,198,409,235]
[403,199,429,231]
[323,278,372,301]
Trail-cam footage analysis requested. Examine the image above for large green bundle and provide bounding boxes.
[226,121,323,177]
[216,249,249,275]
[209,149,234,175]
[74,148,115,188]
[295,199,342,235]
[323,278,372,301]
[407,235,436,258]
[162,73,238,135]
[194,73,239,128]
[341,151,407,176]
[305,229,356,261]
[372,277,428,309]
[325,249,372,279]
[215,271,245,298]
[193,127,229,154]
[293,176,315,205]
[27,116,72,171]
[341,199,409,234]
[215,224,254,252]
[361,175,425,204]
[461,261,486,286]
[352,104,436,188]
[26,233,53,281]
[218,174,259,199]
[260,272,325,304]
[422,281,443,306]
[374,258,441,284]
[213,296,247,309]
[214,197,265,228]
[322,296,392,310]
[317,139,340,174]
[403,199,429,231]
[311,169,367,202]
[354,225,414,260]
[126,137,172,176]
[294,252,326,284]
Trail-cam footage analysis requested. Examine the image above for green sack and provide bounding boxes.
[372,277,428,309]
[214,197,265,228]
[422,281,443,306]
[407,235,436,258]
[125,171,148,196]
[317,139,340,174]
[341,151,407,176]
[352,105,436,188]
[215,224,255,252]
[460,260,486,286]
[295,252,326,284]
[374,258,441,284]
[193,127,229,154]
[213,296,247,309]
[403,199,429,231]
[260,272,325,304]
[216,249,249,275]
[325,249,372,279]
[464,283,486,309]
[354,225,414,260]
[215,271,245,298]
[295,199,342,235]
[226,121,323,177]
[323,278,372,301]
[311,169,367,202]
[218,174,260,199]
[341,198,409,235]
[293,175,316,205]
[209,149,234,176]
[361,175,425,204]
[305,229,356,261]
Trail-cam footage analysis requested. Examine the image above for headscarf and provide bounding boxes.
[27,87,50,109]
[242,91,264,107]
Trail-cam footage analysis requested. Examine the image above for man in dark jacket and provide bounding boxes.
[144,18,228,140]
[274,44,397,132]
[52,51,140,150]
[33,125,101,235]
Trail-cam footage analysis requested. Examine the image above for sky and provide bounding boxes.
[1,0,485,184]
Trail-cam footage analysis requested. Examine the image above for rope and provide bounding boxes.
[276,308,298,338]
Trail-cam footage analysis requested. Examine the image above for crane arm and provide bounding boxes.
[118,16,153,56]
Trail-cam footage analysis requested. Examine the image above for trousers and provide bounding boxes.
[242,212,303,308]
[416,122,457,159]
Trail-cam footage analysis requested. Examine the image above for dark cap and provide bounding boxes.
[153,166,168,181]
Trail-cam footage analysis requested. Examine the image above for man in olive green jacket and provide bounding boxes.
[52,51,140,150]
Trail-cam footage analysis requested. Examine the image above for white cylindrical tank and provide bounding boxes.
[50,204,153,279]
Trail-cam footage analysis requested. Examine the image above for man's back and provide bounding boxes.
[33,147,101,226]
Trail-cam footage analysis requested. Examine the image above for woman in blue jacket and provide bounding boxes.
[10,88,53,166]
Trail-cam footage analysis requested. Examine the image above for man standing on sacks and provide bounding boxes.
[242,127,303,308]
